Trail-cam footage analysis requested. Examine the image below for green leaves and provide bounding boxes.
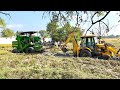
[97,11,105,17]
[39,30,49,38]
[46,18,59,41]
[46,19,82,42]
[0,18,6,28]
[1,28,15,37]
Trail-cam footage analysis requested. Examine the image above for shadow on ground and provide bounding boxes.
[54,53,73,57]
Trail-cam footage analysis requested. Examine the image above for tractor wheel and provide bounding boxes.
[79,50,92,57]
[73,54,77,57]
[12,49,18,53]
[25,47,35,53]
[40,49,45,53]
[102,55,110,60]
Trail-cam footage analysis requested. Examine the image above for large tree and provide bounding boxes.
[39,30,49,38]
[62,22,72,35]
[1,28,15,37]
[43,11,110,36]
[46,19,82,42]
[46,15,59,41]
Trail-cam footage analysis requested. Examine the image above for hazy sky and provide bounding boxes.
[0,11,120,35]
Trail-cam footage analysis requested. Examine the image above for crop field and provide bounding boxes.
[103,38,120,49]
[0,38,120,79]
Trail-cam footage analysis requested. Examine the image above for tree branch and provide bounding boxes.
[76,11,79,25]
[101,21,109,32]
[91,11,98,24]
[92,11,110,24]
[0,12,11,18]
[84,11,110,36]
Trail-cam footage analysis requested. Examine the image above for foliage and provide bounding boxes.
[71,26,82,41]
[44,11,110,36]
[47,18,59,41]
[39,30,50,38]
[56,27,66,41]
[0,18,6,28]
[47,20,82,42]
[1,28,15,37]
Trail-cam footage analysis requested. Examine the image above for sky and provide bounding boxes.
[0,11,50,32]
[0,11,120,36]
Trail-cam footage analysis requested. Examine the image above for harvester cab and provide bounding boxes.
[12,31,44,53]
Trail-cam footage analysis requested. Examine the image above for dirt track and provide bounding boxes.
[42,46,74,58]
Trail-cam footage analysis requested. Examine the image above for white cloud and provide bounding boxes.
[6,24,23,28]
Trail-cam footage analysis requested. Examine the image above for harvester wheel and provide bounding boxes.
[79,50,92,57]
[12,49,18,53]
[25,47,35,53]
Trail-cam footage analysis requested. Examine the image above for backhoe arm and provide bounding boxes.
[63,32,75,46]
[61,32,80,57]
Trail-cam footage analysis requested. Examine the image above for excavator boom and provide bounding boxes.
[61,32,80,56]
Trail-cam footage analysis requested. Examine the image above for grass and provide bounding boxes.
[0,44,12,47]
[0,44,12,51]
[0,46,120,79]
[103,38,120,49]
[0,39,120,79]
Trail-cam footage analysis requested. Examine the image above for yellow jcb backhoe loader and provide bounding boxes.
[61,32,120,60]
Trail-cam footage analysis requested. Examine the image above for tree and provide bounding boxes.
[46,19,83,42]
[0,18,6,28]
[45,11,112,42]
[56,27,66,41]
[47,15,59,41]
[62,22,72,35]
[61,22,82,41]
[47,21,58,34]
[0,12,11,28]
[1,28,15,37]
[116,35,120,38]
[71,26,82,40]
[43,11,110,36]
[39,30,49,38]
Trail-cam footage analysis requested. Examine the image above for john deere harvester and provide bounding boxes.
[12,31,44,53]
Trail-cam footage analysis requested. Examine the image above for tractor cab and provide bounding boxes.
[79,35,101,57]
[80,35,98,50]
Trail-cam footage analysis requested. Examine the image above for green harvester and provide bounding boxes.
[12,31,44,53]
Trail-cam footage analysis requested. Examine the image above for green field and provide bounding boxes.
[0,38,120,79]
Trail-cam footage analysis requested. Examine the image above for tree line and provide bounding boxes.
[103,35,120,38]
